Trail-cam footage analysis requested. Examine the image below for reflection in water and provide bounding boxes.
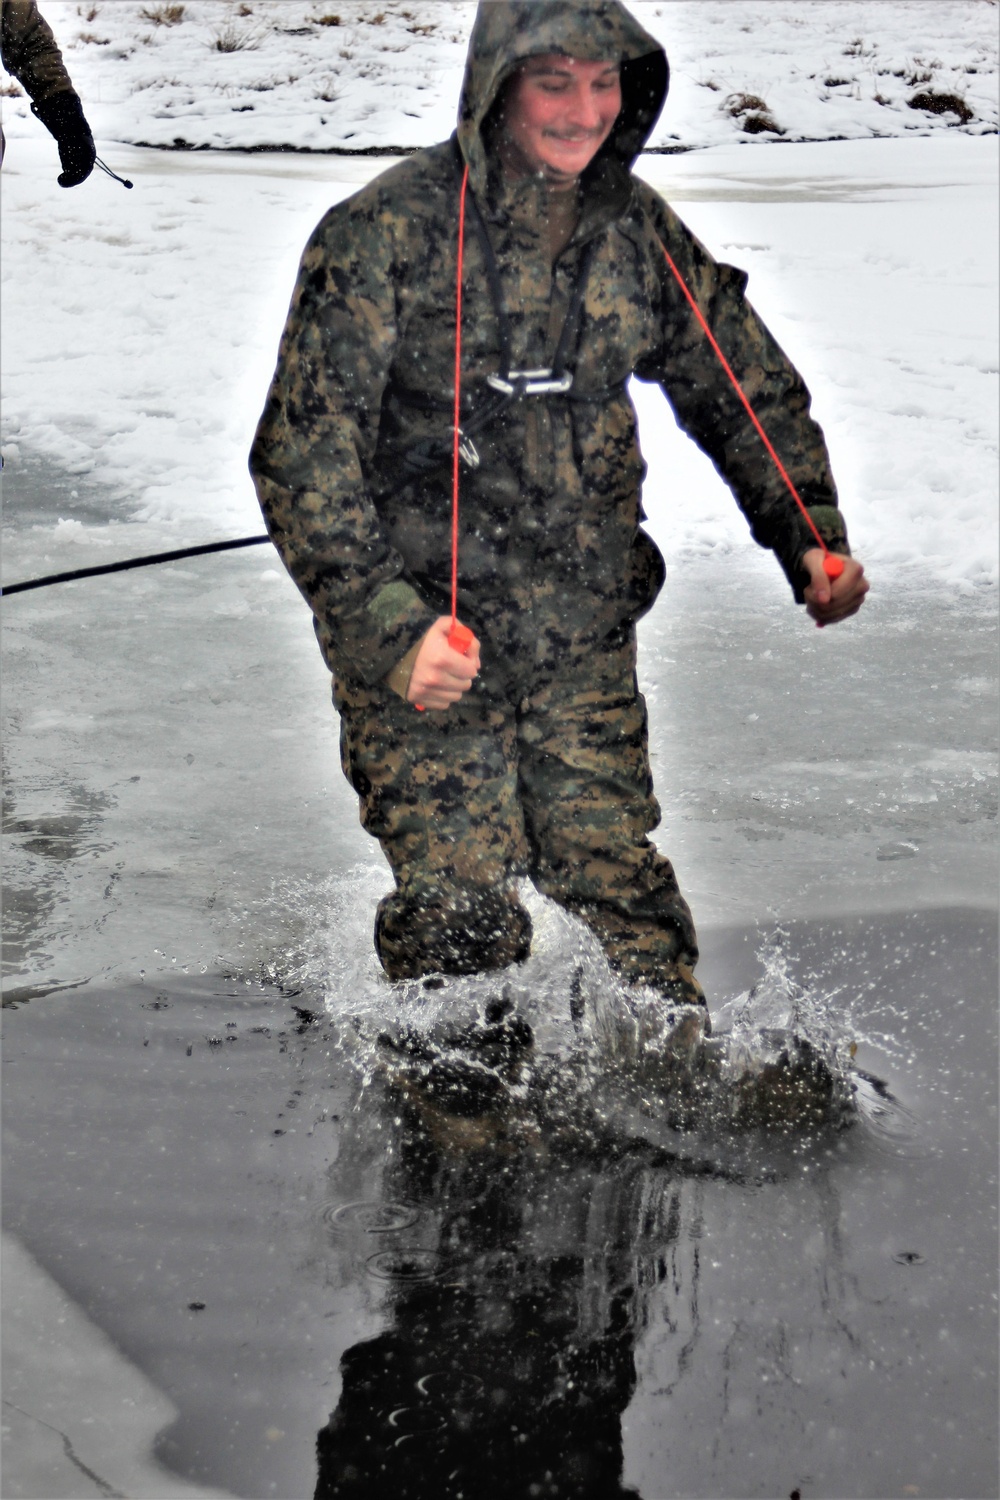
[314,1081,710,1500]
[1,776,114,981]
[3,916,991,1498]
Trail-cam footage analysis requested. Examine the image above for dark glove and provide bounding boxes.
[30,92,96,187]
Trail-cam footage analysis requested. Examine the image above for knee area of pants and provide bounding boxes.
[374,887,532,981]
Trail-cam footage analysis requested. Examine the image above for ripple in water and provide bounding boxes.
[366,1248,447,1283]
[892,1249,927,1266]
[322,1200,421,1236]
[415,1371,486,1403]
[851,1068,928,1159]
[385,1405,448,1437]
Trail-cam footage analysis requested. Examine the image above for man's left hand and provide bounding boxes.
[31,93,96,186]
[802,549,869,627]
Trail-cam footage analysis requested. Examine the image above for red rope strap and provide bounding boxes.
[414,164,472,708]
[658,240,842,577]
[448,165,475,648]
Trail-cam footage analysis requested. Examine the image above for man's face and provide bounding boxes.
[501,55,622,182]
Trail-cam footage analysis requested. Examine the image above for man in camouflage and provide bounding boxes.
[250,0,868,1026]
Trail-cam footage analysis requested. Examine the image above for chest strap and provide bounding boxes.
[390,179,611,477]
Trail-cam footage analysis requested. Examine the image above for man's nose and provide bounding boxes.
[565,83,603,130]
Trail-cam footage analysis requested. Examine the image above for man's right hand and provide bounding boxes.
[406,616,480,710]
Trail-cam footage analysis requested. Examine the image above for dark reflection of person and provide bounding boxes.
[314,1105,703,1500]
[1,0,95,184]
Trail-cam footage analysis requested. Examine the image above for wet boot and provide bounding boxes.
[378,990,534,1129]
[677,1029,854,1130]
[627,961,712,1074]
[726,1031,850,1128]
[623,964,850,1129]
[445,991,535,1073]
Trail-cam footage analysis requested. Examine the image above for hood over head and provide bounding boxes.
[457,0,668,195]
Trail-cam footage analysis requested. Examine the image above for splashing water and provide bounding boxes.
[247,871,615,1078]
[711,925,922,1151]
[717,923,915,1064]
[714,924,850,1071]
[240,872,915,1144]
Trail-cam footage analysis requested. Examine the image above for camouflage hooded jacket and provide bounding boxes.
[1,0,76,104]
[250,0,848,690]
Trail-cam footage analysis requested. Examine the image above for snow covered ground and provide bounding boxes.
[1,1,996,154]
[2,3,997,591]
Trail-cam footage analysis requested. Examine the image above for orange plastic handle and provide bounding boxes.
[447,621,474,653]
[823,553,845,579]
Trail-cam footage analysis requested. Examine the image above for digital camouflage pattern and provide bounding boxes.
[250,0,848,690]
[251,0,850,992]
[1,0,76,103]
[337,625,698,991]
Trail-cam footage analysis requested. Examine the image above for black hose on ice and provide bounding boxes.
[1,535,271,597]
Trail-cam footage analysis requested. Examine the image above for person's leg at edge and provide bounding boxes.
[333,672,533,982]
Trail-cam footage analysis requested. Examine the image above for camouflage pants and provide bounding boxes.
[334,626,697,992]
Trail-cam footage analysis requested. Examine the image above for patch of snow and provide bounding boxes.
[1,3,997,595]
[635,136,999,591]
[0,2,995,153]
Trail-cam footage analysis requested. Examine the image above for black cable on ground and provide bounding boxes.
[1,535,272,597]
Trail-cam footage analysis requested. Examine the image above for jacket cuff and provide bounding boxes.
[383,638,423,701]
[339,579,435,684]
[777,505,851,603]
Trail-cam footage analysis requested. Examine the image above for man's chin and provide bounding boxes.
[539,149,597,181]
[540,163,583,184]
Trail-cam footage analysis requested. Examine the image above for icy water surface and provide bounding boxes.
[2,909,996,1499]
[2,455,996,988]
